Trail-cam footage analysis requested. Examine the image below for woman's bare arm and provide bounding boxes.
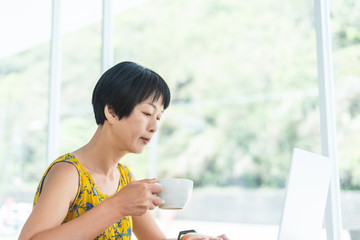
[19,164,163,240]
[133,211,172,240]
[18,162,119,239]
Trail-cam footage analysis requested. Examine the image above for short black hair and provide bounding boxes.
[92,61,171,125]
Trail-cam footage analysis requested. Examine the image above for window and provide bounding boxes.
[1,0,358,239]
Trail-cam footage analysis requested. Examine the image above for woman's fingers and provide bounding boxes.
[130,179,163,208]
[151,193,163,206]
[149,182,163,194]
[113,179,165,216]
[217,234,229,240]
[182,233,230,240]
[138,178,158,184]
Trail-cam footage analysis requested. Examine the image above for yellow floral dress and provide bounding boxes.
[33,153,133,240]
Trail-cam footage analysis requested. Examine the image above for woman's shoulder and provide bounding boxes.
[34,154,80,206]
[48,159,79,176]
[39,154,80,181]
[43,154,79,185]
[53,153,79,165]
[45,153,82,174]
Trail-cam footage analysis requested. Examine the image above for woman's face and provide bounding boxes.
[110,96,164,154]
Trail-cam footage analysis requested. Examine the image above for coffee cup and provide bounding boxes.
[157,178,193,209]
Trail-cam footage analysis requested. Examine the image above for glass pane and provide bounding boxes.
[0,0,102,238]
[330,0,360,239]
[2,0,356,239]
[0,0,51,238]
[114,0,324,239]
[59,0,102,155]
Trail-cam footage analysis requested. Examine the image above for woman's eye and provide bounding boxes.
[143,111,161,121]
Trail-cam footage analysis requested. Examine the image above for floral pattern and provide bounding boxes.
[33,153,133,240]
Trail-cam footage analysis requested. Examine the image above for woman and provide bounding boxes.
[19,61,228,240]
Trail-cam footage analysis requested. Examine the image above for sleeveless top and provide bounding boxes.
[33,153,133,240]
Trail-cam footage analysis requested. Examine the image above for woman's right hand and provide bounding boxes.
[182,233,230,240]
[113,178,163,217]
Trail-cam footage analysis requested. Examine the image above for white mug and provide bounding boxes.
[157,178,193,209]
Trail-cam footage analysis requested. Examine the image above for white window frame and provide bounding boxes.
[314,0,343,239]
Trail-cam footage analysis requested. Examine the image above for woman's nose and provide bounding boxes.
[148,118,158,133]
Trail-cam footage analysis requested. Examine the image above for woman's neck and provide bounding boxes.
[72,125,127,176]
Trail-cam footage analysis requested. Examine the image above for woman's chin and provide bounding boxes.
[132,147,146,154]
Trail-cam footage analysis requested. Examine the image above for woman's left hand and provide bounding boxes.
[181,233,230,240]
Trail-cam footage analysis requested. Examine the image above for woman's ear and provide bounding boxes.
[104,105,117,123]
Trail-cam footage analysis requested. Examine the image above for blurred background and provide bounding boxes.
[0,0,359,239]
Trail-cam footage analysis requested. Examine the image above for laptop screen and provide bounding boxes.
[278,148,332,240]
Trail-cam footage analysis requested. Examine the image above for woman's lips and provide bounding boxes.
[141,137,150,144]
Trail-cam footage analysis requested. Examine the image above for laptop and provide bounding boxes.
[278,148,332,240]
